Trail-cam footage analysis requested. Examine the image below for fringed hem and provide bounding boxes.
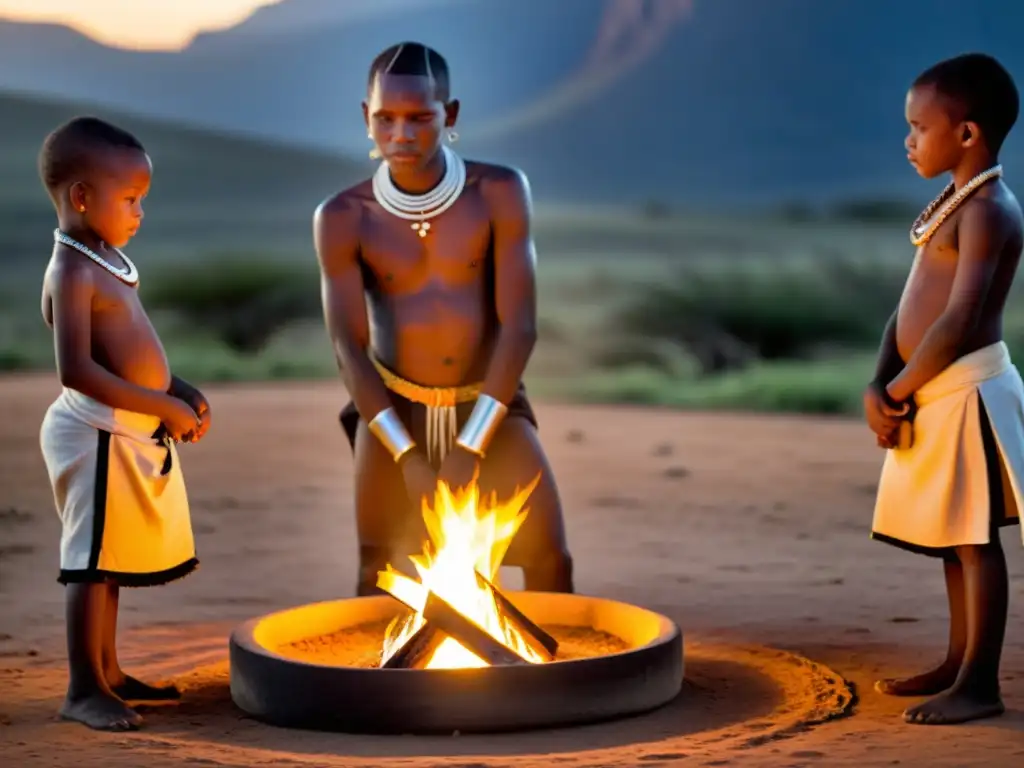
[58,557,199,588]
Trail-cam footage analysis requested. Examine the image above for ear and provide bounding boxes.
[961,120,981,148]
[68,181,89,213]
[444,99,461,128]
[361,100,370,130]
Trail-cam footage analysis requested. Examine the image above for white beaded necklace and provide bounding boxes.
[371,145,466,237]
[54,229,139,286]
[910,165,1003,247]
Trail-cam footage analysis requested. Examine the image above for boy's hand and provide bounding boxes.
[863,381,908,439]
[172,379,211,440]
[161,397,202,443]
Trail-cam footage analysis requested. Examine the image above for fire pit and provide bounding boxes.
[229,480,683,733]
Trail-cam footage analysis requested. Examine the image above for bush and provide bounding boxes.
[605,259,906,374]
[143,255,321,353]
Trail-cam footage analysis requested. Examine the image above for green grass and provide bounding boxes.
[8,89,1014,418]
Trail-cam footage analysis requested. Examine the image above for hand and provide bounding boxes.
[437,446,480,494]
[174,379,211,440]
[161,396,202,443]
[400,451,438,510]
[863,381,907,439]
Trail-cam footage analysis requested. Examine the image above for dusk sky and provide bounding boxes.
[0,0,280,49]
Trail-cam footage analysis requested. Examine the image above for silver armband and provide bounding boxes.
[368,407,415,462]
[455,395,508,457]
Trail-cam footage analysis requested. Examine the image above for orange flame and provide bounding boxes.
[377,474,543,669]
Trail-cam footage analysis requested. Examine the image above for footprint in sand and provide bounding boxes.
[0,508,32,525]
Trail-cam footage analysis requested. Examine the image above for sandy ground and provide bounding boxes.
[1,374,1022,767]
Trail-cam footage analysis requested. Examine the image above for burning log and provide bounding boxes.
[421,591,530,666]
[380,623,444,670]
[474,571,558,661]
[384,587,530,667]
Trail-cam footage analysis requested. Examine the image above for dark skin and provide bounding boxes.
[315,72,573,596]
[41,146,210,731]
[864,83,1023,725]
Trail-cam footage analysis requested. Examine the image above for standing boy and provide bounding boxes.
[38,117,209,731]
[865,53,1022,725]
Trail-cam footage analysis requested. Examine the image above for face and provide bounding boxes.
[71,148,151,248]
[363,73,457,170]
[904,84,974,179]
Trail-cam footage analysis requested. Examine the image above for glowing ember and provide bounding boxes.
[377,474,542,669]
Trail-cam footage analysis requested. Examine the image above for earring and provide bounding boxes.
[368,132,381,160]
[447,130,459,144]
[78,205,86,213]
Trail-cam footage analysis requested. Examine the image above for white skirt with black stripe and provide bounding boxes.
[39,388,198,587]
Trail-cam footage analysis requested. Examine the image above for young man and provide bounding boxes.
[865,53,1022,725]
[314,42,574,597]
[38,117,210,731]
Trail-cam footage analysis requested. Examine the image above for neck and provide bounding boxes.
[386,147,447,195]
[55,219,106,252]
[951,151,999,191]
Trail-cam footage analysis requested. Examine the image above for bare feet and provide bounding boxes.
[59,691,143,731]
[875,662,960,697]
[903,686,1006,725]
[111,675,181,703]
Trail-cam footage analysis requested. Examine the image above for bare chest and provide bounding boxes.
[904,226,959,296]
[90,275,155,332]
[359,193,493,291]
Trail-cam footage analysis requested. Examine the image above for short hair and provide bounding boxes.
[913,53,1019,151]
[367,42,450,102]
[38,116,145,194]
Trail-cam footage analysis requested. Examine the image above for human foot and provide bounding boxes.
[111,675,181,703]
[903,687,1005,725]
[59,691,143,731]
[875,662,960,697]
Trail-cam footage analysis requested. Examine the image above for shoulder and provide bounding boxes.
[958,183,1022,246]
[470,161,532,215]
[314,179,372,231]
[44,249,98,309]
[313,180,372,253]
[48,248,96,290]
[471,161,531,196]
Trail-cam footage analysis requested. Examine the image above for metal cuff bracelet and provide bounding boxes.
[455,395,508,457]
[368,407,416,462]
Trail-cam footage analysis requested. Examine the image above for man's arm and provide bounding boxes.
[478,167,539,403]
[886,198,1010,403]
[451,167,538,459]
[313,194,399,434]
[52,262,176,419]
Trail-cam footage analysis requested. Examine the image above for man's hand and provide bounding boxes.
[400,451,439,510]
[438,447,480,494]
[863,381,907,439]
[172,378,211,441]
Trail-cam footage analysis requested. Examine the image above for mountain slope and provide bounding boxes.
[462,0,1024,205]
[0,92,364,262]
[0,0,1022,205]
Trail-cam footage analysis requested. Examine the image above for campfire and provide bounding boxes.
[375,475,559,670]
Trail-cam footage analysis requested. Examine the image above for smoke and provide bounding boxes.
[469,0,694,141]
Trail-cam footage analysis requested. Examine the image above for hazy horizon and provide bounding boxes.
[0,0,281,49]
